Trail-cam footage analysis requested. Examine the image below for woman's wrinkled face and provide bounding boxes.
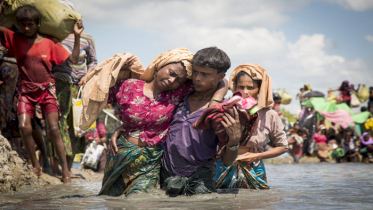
[154,63,188,91]
[364,134,371,141]
[236,74,260,99]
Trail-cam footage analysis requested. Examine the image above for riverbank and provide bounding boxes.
[0,135,102,194]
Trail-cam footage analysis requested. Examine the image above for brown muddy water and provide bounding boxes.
[1,163,373,209]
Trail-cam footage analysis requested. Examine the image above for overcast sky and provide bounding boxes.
[71,0,373,114]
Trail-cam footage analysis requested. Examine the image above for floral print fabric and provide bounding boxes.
[108,79,193,147]
[98,135,163,197]
[215,159,269,189]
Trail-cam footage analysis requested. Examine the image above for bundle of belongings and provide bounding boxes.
[1,0,82,41]
[193,90,259,160]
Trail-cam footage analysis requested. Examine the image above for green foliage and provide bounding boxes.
[281,108,296,123]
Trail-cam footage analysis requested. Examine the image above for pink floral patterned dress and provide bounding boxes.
[109,78,194,147]
[100,78,194,197]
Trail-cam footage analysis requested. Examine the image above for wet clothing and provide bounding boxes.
[18,96,58,118]
[100,79,193,197]
[17,83,59,117]
[160,166,215,196]
[99,135,163,196]
[215,108,287,189]
[215,159,269,189]
[1,28,70,93]
[162,95,219,177]
[1,28,69,118]
[108,79,193,147]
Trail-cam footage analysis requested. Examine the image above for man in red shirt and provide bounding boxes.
[0,6,84,183]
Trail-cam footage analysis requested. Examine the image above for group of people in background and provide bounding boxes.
[284,82,373,164]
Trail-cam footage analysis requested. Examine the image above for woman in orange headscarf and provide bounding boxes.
[216,63,288,190]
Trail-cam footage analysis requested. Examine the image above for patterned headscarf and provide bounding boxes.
[140,48,194,82]
[229,63,273,110]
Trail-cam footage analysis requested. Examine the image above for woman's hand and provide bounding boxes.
[108,128,125,156]
[221,107,242,146]
[236,152,260,163]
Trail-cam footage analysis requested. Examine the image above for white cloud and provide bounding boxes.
[73,0,307,29]
[163,27,287,60]
[287,34,345,75]
[326,0,373,11]
[366,35,373,43]
[70,0,372,113]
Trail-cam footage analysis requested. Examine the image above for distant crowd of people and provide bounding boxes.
[276,82,373,163]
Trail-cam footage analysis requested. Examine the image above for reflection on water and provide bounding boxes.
[1,163,373,209]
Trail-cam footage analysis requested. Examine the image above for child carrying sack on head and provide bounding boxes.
[0,5,84,182]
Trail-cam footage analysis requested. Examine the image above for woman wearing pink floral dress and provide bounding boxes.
[98,48,227,197]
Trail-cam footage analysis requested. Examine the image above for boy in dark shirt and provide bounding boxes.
[0,6,84,183]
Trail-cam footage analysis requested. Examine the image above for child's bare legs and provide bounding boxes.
[18,113,42,176]
[32,120,52,174]
[45,111,71,183]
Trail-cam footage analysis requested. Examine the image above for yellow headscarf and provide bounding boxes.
[140,48,194,82]
[304,83,311,91]
[229,63,273,109]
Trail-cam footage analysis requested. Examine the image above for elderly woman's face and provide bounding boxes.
[236,74,260,99]
[155,63,188,91]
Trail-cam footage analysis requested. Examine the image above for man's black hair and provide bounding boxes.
[16,6,41,25]
[191,46,231,74]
